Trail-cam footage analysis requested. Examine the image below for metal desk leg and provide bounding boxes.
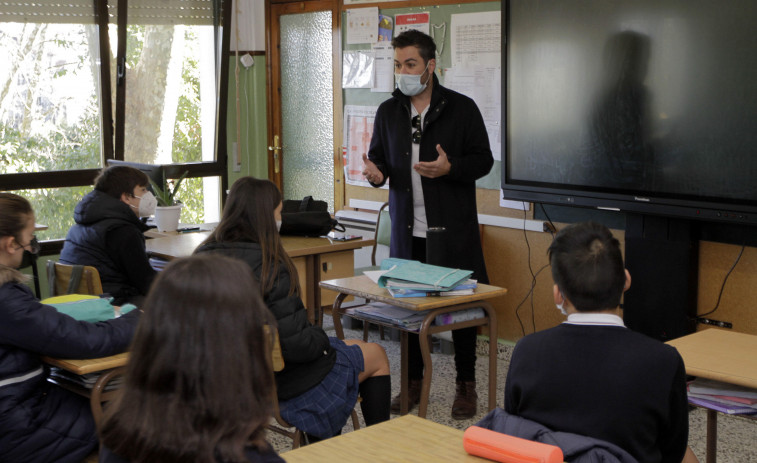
[400,331,409,415]
[417,329,434,418]
[481,301,498,411]
[706,408,717,463]
[331,292,348,340]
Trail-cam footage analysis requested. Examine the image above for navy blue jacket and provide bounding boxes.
[60,189,155,304]
[476,408,639,463]
[505,324,688,463]
[0,266,138,463]
[195,241,336,400]
[367,74,493,281]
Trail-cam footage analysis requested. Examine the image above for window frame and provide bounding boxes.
[1,0,231,252]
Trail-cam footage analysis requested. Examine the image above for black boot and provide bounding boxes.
[358,375,391,426]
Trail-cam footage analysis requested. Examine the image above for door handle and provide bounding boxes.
[267,134,282,174]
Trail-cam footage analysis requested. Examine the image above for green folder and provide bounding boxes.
[378,258,473,291]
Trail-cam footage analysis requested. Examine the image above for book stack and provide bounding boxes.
[377,258,477,298]
[346,302,429,331]
[687,378,757,415]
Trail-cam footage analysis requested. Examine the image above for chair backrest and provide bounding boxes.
[46,261,104,296]
[371,202,391,266]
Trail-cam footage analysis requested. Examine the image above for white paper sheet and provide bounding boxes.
[394,12,430,37]
[443,66,502,160]
[342,50,374,88]
[450,11,501,67]
[346,7,379,45]
[371,42,394,93]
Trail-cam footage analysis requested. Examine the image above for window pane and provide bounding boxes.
[178,176,221,224]
[17,186,91,240]
[0,22,102,173]
[114,22,217,165]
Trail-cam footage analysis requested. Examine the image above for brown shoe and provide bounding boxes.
[451,380,477,420]
[390,379,422,414]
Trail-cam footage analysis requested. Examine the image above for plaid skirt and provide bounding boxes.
[278,337,364,438]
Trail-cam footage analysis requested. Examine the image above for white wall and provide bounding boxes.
[230,0,266,52]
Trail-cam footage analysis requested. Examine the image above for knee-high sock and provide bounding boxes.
[358,375,391,426]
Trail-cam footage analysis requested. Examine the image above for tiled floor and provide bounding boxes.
[271,321,757,462]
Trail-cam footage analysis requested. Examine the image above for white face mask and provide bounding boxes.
[556,293,568,316]
[130,191,157,217]
[395,62,431,96]
[276,220,282,232]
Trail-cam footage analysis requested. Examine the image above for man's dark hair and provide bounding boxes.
[94,166,149,199]
[391,30,436,63]
[548,221,626,312]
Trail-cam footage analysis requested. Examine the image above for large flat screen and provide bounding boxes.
[502,0,757,225]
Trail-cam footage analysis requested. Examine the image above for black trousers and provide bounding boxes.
[407,237,477,382]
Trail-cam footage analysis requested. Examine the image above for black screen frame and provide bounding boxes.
[500,0,757,228]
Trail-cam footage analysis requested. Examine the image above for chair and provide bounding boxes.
[267,328,360,449]
[46,261,103,296]
[353,203,391,341]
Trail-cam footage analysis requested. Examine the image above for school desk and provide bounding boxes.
[282,414,488,462]
[145,232,374,324]
[321,275,507,418]
[667,328,757,463]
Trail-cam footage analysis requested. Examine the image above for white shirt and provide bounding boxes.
[563,312,626,327]
[410,105,429,238]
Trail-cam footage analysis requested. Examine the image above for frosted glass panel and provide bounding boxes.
[280,11,334,211]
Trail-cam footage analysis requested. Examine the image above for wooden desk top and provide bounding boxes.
[146,233,373,261]
[320,275,507,311]
[282,415,486,462]
[666,328,757,389]
[43,352,129,375]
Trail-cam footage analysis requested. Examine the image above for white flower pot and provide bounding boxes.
[154,205,183,232]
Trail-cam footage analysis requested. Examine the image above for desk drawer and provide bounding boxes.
[320,250,354,307]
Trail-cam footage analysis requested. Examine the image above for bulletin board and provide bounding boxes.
[340,1,502,205]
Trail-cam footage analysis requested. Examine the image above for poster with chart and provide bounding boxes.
[343,105,384,188]
[450,11,501,67]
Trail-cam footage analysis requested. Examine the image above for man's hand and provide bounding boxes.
[414,144,451,178]
[362,153,384,184]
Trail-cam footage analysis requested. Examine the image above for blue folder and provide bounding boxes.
[378,258,473,291]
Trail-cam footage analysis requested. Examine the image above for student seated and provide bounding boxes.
[99,254,284,463]
[504,222,697,463]
[0,192,139,463]
[60,165,157,305]
[195,177,391,440]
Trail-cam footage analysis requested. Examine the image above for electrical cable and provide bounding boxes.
[513,201,552,336]
[696,244,745,319]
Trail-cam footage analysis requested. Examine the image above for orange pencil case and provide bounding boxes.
[463,426,564,463]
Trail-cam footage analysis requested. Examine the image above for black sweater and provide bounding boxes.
[195,241,336,400]
[505,324,688,463]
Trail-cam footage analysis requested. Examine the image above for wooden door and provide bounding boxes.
[266,0,343,211]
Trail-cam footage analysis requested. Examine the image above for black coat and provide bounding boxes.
[60,190,155,304]
[367,74,493,282]
[194,241,336,400]
[0,266,138,463]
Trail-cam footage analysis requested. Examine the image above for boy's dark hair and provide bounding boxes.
[94,166,149,199]
[391,30,436,63]
[548,222,626,312]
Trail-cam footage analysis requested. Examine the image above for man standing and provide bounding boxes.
[362,30,493,419]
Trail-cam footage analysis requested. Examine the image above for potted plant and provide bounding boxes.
[149,170,188,232]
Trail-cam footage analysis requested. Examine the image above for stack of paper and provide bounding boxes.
[346,302,430,331]
[387,279,478,298]
[377,258,474,294]
[687,378,757,414]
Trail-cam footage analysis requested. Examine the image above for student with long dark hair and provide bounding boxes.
[195,177,391,441]
[0,192,138,463]
[99,254,283,463]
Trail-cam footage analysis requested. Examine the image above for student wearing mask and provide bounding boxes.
[195,177,391,441]
[60,166,157,305]
[99,254,284,463]
[504,222,697,463]
[0,192,139,463]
